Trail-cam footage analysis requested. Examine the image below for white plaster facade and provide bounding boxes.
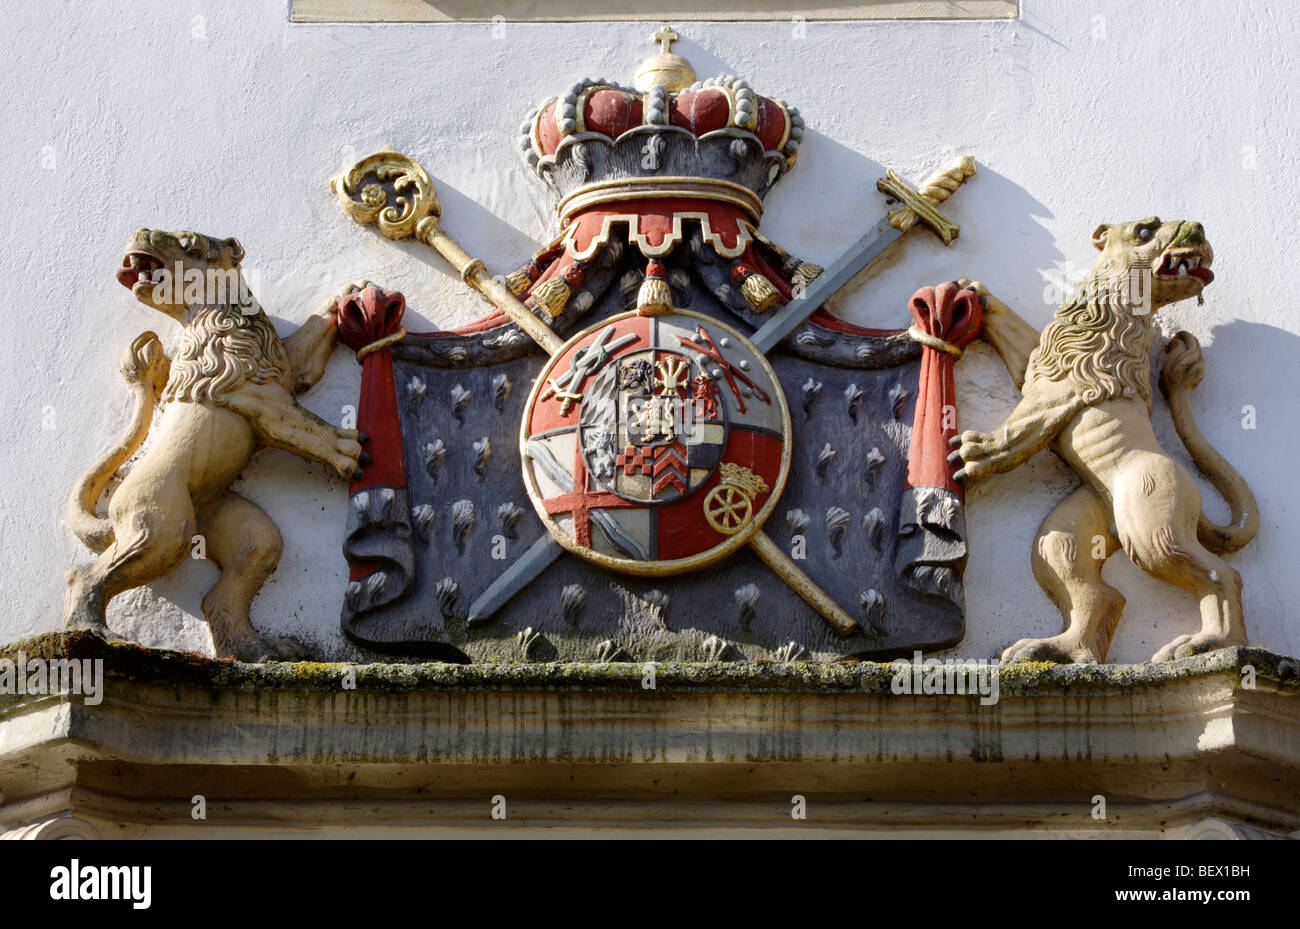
[2,0,1296,664]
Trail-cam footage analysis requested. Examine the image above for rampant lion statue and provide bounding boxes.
[64,228,370,661]
[953,218,1258,664]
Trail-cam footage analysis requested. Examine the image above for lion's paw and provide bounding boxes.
[1001,634,1102,665]
[64,613,127,644]
[121,331,169,393]
[329,428,368,480]
[1151,630,1244,663]
[948,430,1005,484]
[220,633,311,663]
[1160,331,1205,394]
[326,279,374,313]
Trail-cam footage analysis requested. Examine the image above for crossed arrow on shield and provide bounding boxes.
[333,148,976,637]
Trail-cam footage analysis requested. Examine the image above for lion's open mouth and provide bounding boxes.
[116,251,166,290]
[1155,249,1214,286]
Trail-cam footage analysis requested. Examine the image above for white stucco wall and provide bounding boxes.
[2,0,1295,663]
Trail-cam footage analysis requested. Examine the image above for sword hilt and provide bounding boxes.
[877,155,977,246]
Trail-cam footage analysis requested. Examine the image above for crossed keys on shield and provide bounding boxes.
[333,147,976,637]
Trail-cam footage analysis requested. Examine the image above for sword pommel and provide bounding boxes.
[920,154,977,204]
[877,155,977,246]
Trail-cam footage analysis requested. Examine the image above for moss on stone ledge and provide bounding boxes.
[1,629,1296,698]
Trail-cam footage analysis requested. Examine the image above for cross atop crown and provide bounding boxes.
[652,26,679,55]
[635,25,694,92]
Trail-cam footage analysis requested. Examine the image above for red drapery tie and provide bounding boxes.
[905,282,982,498]
[337,286,408,497]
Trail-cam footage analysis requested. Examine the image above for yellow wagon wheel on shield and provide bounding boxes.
[704,484,752,535]
[703,463,769,536]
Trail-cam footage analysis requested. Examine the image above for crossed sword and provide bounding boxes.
[333,148,977,637]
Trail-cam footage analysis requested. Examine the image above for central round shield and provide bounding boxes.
[520,308,790,575]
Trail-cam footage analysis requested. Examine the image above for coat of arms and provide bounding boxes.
[57,27,1261,671]
[327,30,982,662]
[523,307,788,571]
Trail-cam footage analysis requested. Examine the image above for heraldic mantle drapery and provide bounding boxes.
[330,38,982,664]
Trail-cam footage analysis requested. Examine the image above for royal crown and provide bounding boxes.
[518,28,803,229]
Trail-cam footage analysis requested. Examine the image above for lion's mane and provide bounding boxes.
[164,306,291,404]
[1025,269,1154,409]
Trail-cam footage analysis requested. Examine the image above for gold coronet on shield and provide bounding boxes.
[520,308,791,576]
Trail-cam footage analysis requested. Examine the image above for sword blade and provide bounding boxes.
[750,213,901,354]
[466,535,565,626]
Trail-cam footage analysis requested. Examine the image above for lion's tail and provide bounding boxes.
[67,332,169,554]
[1160,331,1259,555]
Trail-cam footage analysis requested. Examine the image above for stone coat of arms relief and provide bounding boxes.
[61,31,1257,668]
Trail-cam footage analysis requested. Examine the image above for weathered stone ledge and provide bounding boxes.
[1,631,1297,837]
[3,629,1297,695]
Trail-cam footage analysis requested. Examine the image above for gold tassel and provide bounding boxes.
[790,261,823,292]
[741,272,780,313]
[530,277,571,318]
[504,268,534,297]
[636,272,673,315]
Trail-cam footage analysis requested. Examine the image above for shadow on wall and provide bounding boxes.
[321,169,546,333]
[767,131,1065,330]
[948,165,1063,326]
[1147,319,1291,654]
[1099,317,1291,662]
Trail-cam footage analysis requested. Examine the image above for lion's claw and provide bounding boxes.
[219,633,311,663]
[947,428,1014,485]
[1160,331,1206,394]
[1002,634,1102,665]
[956,278,990,298]
[1152,630,1243,663]
[328,430,365,481]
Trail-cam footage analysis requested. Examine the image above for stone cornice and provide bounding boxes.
[1,632,1297,837]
